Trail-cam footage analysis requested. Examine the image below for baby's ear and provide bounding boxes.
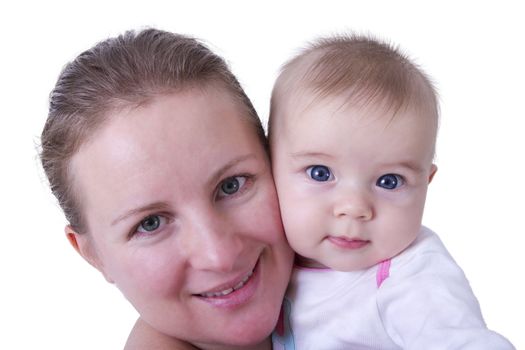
[428,164,438,183]
[65,225,114,283]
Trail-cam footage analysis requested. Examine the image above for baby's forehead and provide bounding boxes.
[271,90,438,156]
[271,95,437,164]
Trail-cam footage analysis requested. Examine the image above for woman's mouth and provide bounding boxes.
[198,269,254,297]
[194,260,260,308]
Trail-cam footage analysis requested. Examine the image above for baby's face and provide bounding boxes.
[271,93,437,271]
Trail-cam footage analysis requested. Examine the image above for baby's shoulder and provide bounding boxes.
[389,226,460,278]
[397,226,448,259]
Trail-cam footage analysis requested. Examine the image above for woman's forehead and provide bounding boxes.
[69,89,266,216]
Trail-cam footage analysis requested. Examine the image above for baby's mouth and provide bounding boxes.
[196,265,256,298]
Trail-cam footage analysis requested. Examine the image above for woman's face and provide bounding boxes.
[68,87,294,348]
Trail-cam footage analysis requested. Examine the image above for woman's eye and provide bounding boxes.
[217,176,247,198]
[376,174,404,190]
[306,165,333,182]
[137,215,167,233]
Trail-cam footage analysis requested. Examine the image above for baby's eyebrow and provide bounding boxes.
[290,151,334,160]
[382,161,426,173]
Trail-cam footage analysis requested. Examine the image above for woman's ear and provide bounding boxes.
[428,164,438,183]
[65,225,114,283]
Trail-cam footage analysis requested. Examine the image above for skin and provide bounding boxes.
[125,318,199,349]
[66,86,294,350]
[271,91,437,271]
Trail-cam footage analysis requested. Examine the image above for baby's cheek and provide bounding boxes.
[380,215,420,256]
[280,202,311,240]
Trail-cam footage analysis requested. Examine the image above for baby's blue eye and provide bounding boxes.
[376,174,404,189]
[306,165,332,182]
[218,176,247,197]
[137,215,164,233]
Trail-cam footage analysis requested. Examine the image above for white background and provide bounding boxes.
[1,1,523,348]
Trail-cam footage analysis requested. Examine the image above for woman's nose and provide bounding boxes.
[332,188,373,221]
[184,210,243,272]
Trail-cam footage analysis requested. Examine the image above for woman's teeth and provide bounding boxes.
[200,270,254,298]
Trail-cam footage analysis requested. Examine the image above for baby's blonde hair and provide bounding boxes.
[269,34,438,142]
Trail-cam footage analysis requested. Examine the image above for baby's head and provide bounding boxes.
[269,34,438,271]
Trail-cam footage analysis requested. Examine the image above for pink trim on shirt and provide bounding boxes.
[376,259,391,288]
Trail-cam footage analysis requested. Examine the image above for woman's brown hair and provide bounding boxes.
[41,28,265,233]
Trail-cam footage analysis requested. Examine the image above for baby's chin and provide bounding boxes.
[313,253,385,272]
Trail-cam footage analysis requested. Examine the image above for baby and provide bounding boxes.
[269,35,514,349]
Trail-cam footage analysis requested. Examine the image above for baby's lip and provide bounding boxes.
[194,261,257,298]
[327,235,370,249]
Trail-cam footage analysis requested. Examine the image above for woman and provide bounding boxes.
[40,28,294,349]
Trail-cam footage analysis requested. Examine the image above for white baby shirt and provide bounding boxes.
[272,227,514,350]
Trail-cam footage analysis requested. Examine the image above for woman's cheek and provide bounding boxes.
[113,246,186,298]
[243,178,287,243]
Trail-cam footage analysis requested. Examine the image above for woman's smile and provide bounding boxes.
[196,259,260,308]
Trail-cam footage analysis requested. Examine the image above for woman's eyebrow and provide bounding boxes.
[111,202,170,227]
[208,154,257,186]
[110,154,257,227]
